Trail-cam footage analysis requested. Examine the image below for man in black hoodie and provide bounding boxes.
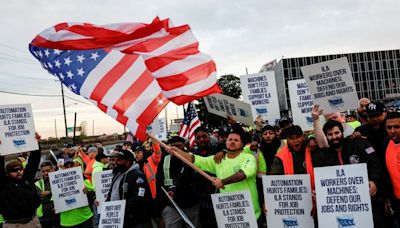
[0,133,41,228]
[259,125,281,174]
[106,149,152,228]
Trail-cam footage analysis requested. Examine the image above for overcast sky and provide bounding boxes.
[1,0,400,138]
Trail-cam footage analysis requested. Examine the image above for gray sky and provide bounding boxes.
[1,0,400,138]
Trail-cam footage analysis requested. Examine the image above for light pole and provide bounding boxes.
[61,102,78,139]
[61,81,68,139]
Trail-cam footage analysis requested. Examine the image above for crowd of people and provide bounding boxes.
[1,97,400,228]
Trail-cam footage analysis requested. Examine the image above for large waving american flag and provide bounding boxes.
[29,17,221,140]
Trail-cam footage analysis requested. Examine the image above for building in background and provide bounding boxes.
[262,49,400,111]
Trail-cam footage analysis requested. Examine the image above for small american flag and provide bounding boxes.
[29,17,221,140]
[125,132,134,144]
[178,102,201,146]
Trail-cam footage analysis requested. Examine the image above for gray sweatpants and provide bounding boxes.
[162,203,201,228]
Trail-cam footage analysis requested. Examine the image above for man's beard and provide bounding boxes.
[197,143,209,150]
[224,148,239,154]
[329,138,345,148]
[113,165,128,174]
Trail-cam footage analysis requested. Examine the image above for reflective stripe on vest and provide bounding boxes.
[145,162,156,183]
[386,140,400,199]
[276,145,315,189]
[163,155,173,186]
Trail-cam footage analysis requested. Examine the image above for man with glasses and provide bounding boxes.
[0,133,42,228]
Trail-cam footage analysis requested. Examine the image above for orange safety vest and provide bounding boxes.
[386,140,400,199]
[144,143,162,199]
[276,145,315,189]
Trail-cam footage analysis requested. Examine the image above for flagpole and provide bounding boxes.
[148,133,214,183]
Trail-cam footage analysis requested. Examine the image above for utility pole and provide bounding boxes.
[54,119,57,139]
[61,81,68,139]
[73,112,77,144]
[92,120,95,136]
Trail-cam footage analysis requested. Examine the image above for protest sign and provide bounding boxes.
[288,79,314,131]
[147,117,167,141]
[211,190,257,228]
[94,170,114,208]
[99,200,126,228]
[300,57,359,113]
[263,174,314,228]
[0,104,39,156]
[314,164,373,228]
[240,72,281,124]
[49,166,89,213]
[204,93,254,126]
[161,186,195,228]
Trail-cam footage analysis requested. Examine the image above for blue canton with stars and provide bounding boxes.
[29,45,108,94]
[183,103,198,125]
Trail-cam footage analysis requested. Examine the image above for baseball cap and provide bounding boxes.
[5,160,23,173]
[279,117,293,128]
[95,153,109,162]
[366,102,385,117]
[87,147,98,154]
[285,125,303,138]
[117,149,135,161]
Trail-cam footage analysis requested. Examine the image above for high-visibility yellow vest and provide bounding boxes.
[35,179,45,218]
[163,155,173,186]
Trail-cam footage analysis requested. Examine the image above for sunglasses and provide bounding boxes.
[9,167,23,173]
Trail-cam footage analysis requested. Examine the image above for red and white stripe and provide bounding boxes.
[31,17,220,139]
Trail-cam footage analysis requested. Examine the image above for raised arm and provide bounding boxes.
[312,105,329,148]
[24,133,42,181]
[78,147,90,164]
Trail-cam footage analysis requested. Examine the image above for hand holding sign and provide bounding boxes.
[0,104,39,156]
[369,181,377,196]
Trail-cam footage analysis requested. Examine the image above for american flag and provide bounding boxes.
[178,102,201,146]
[125,131,134,144]
[29,17,221,140]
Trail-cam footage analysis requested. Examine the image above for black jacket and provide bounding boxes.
[156,153,200,209]
[319,138,383,188]
[355,124,388,162]
[191,145,218,208]
[107,164,151,227]
[0,148,41,221]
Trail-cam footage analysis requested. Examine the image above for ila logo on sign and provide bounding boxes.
[13,138,27,148]
[328,97,345,109]
[282,217,299,228]
[336,215,355,227]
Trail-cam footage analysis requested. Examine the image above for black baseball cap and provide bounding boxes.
[285,125,303,137]
[366,102,385,117]
[117,149,135,161]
